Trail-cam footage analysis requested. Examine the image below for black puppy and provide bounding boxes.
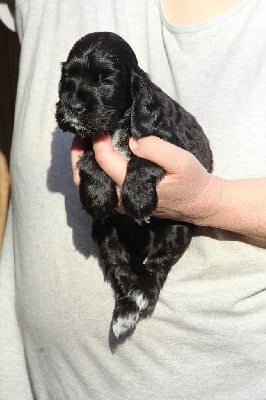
[56,32,213,339]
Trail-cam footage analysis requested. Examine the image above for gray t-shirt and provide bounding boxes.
[1,0,266,399]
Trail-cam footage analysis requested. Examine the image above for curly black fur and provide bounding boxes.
[56,32,213,339]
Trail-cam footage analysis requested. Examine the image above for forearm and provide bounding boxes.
[189,176,266,239]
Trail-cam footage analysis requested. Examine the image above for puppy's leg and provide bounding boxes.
[78,150,118,220]
[122,156,164,222]
[129,221,192,318]
[92,219,141,338]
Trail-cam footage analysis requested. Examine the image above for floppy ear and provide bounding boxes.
[130,67,165,138]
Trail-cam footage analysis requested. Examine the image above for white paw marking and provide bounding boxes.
[135,217,151,225]
[112,312,139,338]
[130,291,149,311]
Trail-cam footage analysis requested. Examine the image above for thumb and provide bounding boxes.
[129,136,192,174]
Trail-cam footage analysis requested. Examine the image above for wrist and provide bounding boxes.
[189,174,227,227]
[193,176,266,240]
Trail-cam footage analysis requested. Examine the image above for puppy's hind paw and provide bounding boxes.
[112,312,139,339]
[135,216,151,225]
[112,298,140,338]
[129,290,149,311]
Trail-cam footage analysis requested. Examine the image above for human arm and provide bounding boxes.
[71,135,266,240]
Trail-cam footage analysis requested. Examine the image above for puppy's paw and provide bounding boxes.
[129,290,149,311]
[122,157,164,221]
[112,297,140,338]
[112,313,139,339]
[129,286,158,318]
[77,150,119,220]
[122,177,157,221]
[79,176,118,220]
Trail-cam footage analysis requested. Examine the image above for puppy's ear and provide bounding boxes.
[130,68,164,138]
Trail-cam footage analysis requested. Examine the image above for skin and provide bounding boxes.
[71,0,266,241]
[162,0,241,25]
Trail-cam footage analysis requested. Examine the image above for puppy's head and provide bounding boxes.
[56,32,137,139]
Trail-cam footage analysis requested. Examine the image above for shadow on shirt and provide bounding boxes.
[46,128,99,259]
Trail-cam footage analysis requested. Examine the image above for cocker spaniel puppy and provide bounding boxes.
[56,32,213,339]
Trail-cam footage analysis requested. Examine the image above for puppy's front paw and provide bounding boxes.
[122,176,157,221]
[122,156,164,221]
[79,176,118,220]
[78,150,118,220]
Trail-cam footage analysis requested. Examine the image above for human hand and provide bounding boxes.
[128,135,215,223]
[71,134,216,222]
[71,136,86,186]
[90,135,218,224]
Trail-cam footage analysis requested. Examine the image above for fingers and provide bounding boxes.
[129,136,192,174]
[93,134,128,187]
[71,134,128,187]
[71,136,86,186]
[72,134,194,188]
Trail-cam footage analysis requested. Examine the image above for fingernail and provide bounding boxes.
[129,137,138,151]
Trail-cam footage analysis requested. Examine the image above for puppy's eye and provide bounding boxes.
[88,70,111,85]
[86,70,99,84]
[91,71,105,84]
[98,73,113,85]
